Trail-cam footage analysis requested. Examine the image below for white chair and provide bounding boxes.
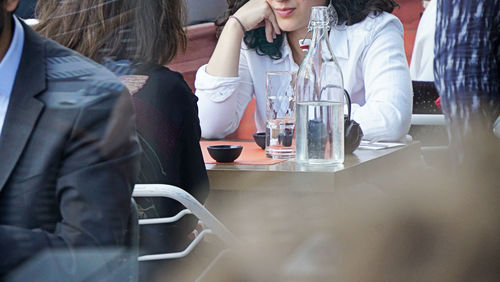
[410,81,449,167]
[411,114,446,126]
[494,115,500,139]
[132,184,236,262]
[411,81,445,126]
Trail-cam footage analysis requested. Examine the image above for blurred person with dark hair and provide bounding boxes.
[35,0,210,280]
[195,0,412,142]
[0,0,140,278]
[434,0,500,174]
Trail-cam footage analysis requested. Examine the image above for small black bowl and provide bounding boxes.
[252,132,266,149]
[207,145,243,163]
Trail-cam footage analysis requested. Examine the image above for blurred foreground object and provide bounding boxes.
[0,7,140,278]
[434,0,500,171]
[191,167,500,281]
[7,249,137,282]
[333,176,500,281]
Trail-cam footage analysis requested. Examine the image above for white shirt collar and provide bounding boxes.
[273,26,349,65]
[0,16,25,97]
[272,35,293,65]
[330,25,349,60]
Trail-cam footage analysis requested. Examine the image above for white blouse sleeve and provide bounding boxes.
[195,47,254,139]
[353,15,412,141]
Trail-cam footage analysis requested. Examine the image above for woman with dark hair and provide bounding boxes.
[196,0,412,142]
[35,0,209,276]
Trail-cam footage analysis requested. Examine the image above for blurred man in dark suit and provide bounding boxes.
[0,0,140,278]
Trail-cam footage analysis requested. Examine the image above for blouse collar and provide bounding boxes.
[272,25,349,65]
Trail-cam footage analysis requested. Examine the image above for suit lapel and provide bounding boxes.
[0,21,46,191]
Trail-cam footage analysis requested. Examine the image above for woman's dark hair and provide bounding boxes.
[35,0,187,65]
[217,0,399,60]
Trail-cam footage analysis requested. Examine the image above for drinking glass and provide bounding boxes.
[265,71,296,159]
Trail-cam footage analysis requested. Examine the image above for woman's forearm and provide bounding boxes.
[206,19,245,77]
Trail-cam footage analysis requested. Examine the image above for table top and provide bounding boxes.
[205,141,421,192]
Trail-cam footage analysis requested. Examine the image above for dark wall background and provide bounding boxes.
[186,0,227,24]
[15,0,37,18]
[14,0,227,25]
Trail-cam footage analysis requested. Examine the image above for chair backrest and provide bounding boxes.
[494,116,500,139]
[411,81,445,127]
[412,81,441,115]
[410,81,447,149]
[132,184,236,262]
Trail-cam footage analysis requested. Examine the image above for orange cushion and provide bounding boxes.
[393,0,424,64]
[225,97,257,140]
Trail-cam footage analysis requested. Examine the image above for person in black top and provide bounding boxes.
[35,0,210,279]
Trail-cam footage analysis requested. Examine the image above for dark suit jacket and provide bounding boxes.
[0,20,141,276]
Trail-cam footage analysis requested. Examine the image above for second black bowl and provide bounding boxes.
[207,145,243,163]
[252,132,266,149]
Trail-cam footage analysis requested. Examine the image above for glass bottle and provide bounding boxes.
[295,6,345,165]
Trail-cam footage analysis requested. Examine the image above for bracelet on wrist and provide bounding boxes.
[229,15,247,33]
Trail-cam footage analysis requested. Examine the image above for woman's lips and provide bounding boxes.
[275,8,295,18]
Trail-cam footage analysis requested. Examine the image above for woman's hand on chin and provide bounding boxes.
[234,0,281,42]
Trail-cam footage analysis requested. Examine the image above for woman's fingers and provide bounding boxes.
[263,5,280,42]
[265,19,273,43]
[234,0,281,37]
[264,5,281,43]
[267,11,281,35]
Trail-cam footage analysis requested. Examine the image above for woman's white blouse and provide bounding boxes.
[195,12,412,141]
